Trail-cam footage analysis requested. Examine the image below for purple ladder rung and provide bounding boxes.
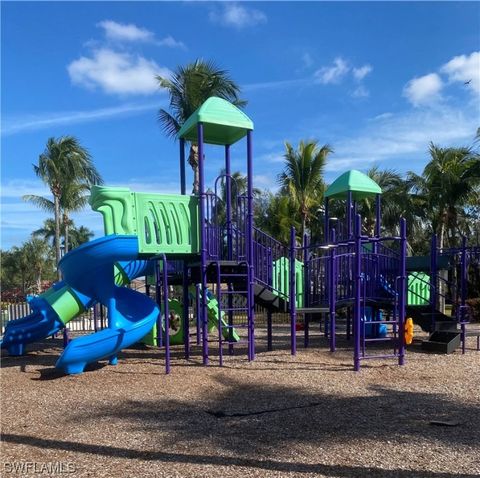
[363,337,396,342]
[360,353,399,360]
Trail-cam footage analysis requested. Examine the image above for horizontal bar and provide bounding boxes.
[359,354,398,360]
[364,337,395,342]
[296,307,330,314]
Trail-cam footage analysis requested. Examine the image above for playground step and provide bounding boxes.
[422,331,461,354]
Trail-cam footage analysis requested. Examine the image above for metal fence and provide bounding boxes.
[1,302,103,335]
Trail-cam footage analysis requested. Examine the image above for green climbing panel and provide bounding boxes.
[90,186,199,255]
[408,272,430,306]
[272,257,304,308]
[142,299,185,346]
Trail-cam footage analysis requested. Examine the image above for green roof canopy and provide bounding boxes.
[325,169,382,200]
[178,97,254,146]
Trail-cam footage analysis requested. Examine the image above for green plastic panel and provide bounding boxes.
[142,299,185,346]
[272,257,304,308]
[90,186,199,255]
[325,170,382,200]
[408,272,430,306]
[178,97,253,146]
[45,286,86,326]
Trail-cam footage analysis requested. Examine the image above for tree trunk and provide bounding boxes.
[301,214,307,243]
[54,194,61,280]
[63,213,70,254]
[188,144,199,194]
[439,220,445,250]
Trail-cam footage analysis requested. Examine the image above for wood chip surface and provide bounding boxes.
[1,327,479,477]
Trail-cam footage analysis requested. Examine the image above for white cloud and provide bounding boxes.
[330,105,475,173]
[156,35,186,49]
[441,51,480,94]
[243,77,310,92]
[2,102,163,136]
[209,3,267,29]
[353,64,372,81]
[352,85,369,98]
[403,73,443,107]
[1,180,50,199]
[97,20,185,48]
[67,48,171,95]
[314,57,350,84]
[370,112,393,121]
[301,52,314,69]
[98,20,154,42]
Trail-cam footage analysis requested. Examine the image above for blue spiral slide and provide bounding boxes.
[2,235,159,375]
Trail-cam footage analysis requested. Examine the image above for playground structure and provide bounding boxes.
[1,97,479,374]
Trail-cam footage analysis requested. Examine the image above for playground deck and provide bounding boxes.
[1,329,479,478]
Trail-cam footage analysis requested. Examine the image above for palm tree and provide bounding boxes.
[278,140,332,239]
[23,136,102,276]
[68,225,94,249]
[157,60,246,193]
[25,181,91,254]
[33,218,60,248]
[33,219,94,251]
[408,143,480,249]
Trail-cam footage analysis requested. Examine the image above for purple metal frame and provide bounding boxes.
[197,123,209,365]
[290,226,297,355]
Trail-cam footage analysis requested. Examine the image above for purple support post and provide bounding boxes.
[93,303,98,333]
[246,130,255,361]
[155,260,163,347]
[460,236,467,354]
[375,194,381,237]
[195,284,201,345]
[290,226,297,355]
[216,265,223,366]
[303,233,309,348]
[324,198,329,244]
[197,122,209,365]
[430,234,438,329]
[347,191,353,239]
[183,262,190,359]
[100,303,105,330]
[354,214,362,371]
[180,138,186,195]
[161,255,171,374]
[225,144,234,355]
[398,218,407,366]
[225,145,232,260]
[63,327,69,348]
[329,228,337,352]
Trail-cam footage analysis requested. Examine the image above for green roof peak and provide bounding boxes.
[178,97,253,146]
[325,169,382,200]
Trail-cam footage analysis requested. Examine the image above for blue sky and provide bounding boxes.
[2,1,479,248]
